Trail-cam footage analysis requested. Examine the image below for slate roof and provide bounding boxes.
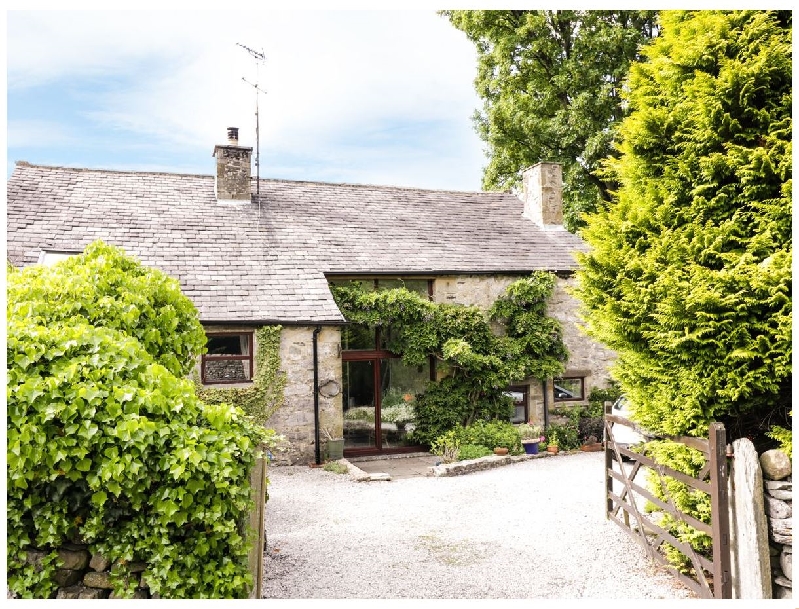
[6,162,587,324]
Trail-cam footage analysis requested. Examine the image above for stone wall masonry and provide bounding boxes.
[760,449,792,599]
[269,326,342,465]
[20,545,153,599]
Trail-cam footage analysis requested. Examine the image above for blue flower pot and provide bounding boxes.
[523,441,539,455]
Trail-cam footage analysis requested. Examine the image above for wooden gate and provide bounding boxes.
[604,405,732,599]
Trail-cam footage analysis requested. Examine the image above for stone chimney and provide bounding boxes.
[521,162,563,228]
[212,127,253,203]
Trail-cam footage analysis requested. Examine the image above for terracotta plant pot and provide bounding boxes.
[493,447,509,456]
[546,445,559,454]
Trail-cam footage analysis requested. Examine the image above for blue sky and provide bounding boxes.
[6,9,487,191]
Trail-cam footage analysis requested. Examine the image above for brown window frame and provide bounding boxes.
[201,331,254,385]
[507,385,529,423]
[553,377,585,402]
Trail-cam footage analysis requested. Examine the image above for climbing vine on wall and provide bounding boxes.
[194,326,287,427]
[331,272,568,444]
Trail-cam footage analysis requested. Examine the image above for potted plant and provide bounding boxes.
[544,425,562,454]
[518,423,543,455]
[322,427,344,461]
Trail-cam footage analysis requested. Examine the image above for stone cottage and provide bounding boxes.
[6,127,615,464]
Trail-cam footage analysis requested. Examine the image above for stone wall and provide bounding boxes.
[22,545,152,599]
[268,326,342,465]
[760,449,792,599]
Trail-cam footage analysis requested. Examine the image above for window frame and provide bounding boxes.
[38,250,81,265]
[553,376,585,402]
[201,331,254,385]
[507,385,529,424]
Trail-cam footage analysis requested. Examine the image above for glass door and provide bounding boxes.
[379,358,429,449]
[342,360,376,450]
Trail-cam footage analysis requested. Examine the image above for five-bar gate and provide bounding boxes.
[604,406,732,598]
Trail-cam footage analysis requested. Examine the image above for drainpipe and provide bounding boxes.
[542,379,549,431]
[313,326,322,465]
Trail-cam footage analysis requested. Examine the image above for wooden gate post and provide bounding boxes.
[247,446,267,599]
[709,422,732,599]
[604,400,614,518]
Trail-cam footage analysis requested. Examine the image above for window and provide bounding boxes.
[201,332,253,384]
[506,385,528,423]
[553,377,585,402]
[38,250,80,265]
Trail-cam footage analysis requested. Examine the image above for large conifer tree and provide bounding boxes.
[575,10,791,444]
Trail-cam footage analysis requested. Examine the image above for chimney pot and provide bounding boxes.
[227,127,239,145]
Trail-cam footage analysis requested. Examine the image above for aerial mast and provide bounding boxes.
[236,42,266,199]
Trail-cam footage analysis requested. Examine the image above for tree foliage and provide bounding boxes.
[7,242,268,598]
[330,273,567,445]
[443,9,658,230]
[574,10,792,444]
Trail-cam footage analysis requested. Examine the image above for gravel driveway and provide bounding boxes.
[263,452,695,599]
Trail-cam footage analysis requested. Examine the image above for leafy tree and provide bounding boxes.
[574,10,792,446]
[443,9,658,230]
[7,242,268,598]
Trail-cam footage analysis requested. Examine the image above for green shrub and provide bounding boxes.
[767,411,792,460]
[411,378,513,446]
[587,383,623,418]
[578,417,604,444]
[545,421,580,450]
[432,420,523,460]
[323,462,349,474]
[430,431,461,462]
[458,444,493,460]
[7,242,270,599]
[10,241,207,378]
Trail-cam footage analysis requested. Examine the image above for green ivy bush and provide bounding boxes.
[7,242,269,598]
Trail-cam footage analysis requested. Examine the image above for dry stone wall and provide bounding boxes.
[760,449,792,599]
[23,545,152,599]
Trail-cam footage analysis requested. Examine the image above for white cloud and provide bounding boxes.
[7,9,486,190]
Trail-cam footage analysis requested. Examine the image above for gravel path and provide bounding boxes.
[263,452,695,599]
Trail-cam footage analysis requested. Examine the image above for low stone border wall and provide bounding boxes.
[344,451,554,481]
[428,452,550,477]
[23,545,152,599]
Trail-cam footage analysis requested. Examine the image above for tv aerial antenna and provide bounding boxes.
[237,42,266,202]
